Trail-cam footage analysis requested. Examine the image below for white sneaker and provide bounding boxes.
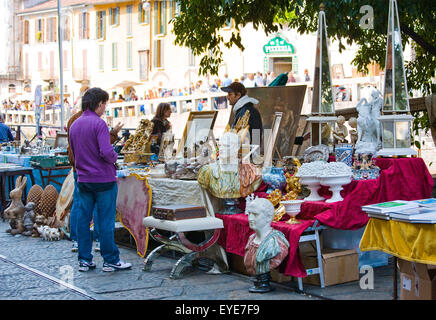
[102,260,132,272]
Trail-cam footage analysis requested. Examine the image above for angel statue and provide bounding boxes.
[355,87,383,155]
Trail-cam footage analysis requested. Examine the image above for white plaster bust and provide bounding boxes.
[246,197,274,245]
[218,132,240,172]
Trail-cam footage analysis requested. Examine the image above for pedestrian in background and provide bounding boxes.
[0,114,14,143]
[69,87,131,272]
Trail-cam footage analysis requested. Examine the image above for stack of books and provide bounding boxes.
[362,199,436,224]
[362,200,419,220]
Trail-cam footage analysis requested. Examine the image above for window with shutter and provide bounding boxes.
[24,20,29,44]
[110,7,120,26]
[96,11,105,40]
[112,43,118,70]
[63,50,68,70]
[153,39,164,68]
[154,1,167,35]
[36,18,44,43]
[126,5,132,36]
[38,52,42,71]
[99,45,104,71]
[127,41,132,69]
[139,50,148,81]
[80,12,89,39]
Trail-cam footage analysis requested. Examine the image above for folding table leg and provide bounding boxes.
[298,277,303,291]
[315,229,325,288]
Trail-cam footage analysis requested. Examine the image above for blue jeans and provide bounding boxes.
[70,173,99,242]
[76,182,120,264]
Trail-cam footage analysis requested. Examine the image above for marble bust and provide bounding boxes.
[197,132,261,199]
[243,197,289,293]
[355,88,383,155]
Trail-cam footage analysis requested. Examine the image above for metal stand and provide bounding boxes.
[296,220,326,291]
[144,227,221,279]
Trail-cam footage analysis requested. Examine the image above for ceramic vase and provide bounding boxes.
[262,166,287,194]
[299,176,324,201]
[319,175,351,203]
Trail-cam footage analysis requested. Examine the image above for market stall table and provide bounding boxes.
[216,157,434,281]
[360,218,436,299]
[0,165,35,217]
[33,165,72,188]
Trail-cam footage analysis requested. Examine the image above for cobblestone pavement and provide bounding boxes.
[0,221,317,301]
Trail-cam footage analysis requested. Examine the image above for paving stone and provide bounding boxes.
[100,286,185,300]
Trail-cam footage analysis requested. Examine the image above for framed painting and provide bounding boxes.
[176,111,218,156]
[54,132,68,149]
[227,85,307,158]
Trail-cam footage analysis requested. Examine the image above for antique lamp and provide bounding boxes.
[306,4,337,153]
[377,0,417,157]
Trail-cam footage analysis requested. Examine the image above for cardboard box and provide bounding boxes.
[301,248,359,286]
[398,259,436,300]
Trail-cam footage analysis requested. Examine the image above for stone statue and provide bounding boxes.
[348,117,358,146]
[243,197,289,293]
[333,115,349,144]
[355,88,383,155]
[197,132,261,199]
[22,202,36,236]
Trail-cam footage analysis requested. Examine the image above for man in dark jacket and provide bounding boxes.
[221,82,263,148]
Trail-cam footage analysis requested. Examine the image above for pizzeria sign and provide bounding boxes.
[263,36,295,55]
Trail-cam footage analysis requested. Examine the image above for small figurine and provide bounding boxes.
[348,117,358,146]
[32,214,48,237]
[333,115,349,144]
[244,197,289,293]
[22,202,36,236]
[4,176,27,235]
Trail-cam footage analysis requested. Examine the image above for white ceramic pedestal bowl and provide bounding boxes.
[319,175,352,203]
[299,175,324,202]
[281,200,305,224]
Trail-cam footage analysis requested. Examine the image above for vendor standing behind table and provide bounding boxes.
[221,82,263,148]
[69,87,131,272]
[151,102,172,146]
[0,114,14,143]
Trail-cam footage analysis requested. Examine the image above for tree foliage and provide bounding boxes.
[172,0,435,95]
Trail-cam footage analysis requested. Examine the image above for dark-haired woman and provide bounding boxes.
[151,103,172,146]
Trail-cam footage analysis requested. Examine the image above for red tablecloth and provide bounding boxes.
[216,157,434,277]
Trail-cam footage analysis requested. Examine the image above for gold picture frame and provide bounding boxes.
[54,132,68,149]
[263,112,283,167]
[176,111,218,156]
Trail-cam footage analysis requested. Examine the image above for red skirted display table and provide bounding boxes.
[216,157,434,278]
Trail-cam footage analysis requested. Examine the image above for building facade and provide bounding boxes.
[13,0,387,107]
